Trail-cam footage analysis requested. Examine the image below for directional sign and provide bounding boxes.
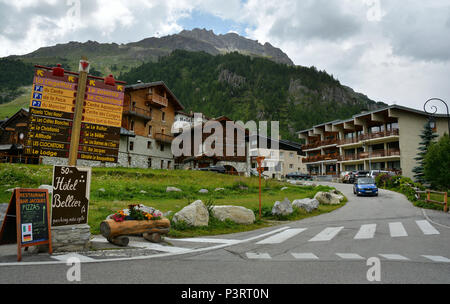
[25,66,124,164]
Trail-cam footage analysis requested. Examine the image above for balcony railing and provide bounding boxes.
[302,138,338,150]
[147,94,168,108]
[302,153,339,163]
[338,129,399,145]
[338,149,401,161]
[124,106,152,121]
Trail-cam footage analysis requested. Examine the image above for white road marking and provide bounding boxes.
[379,254,409,261]
[354,224,377,240]
[52,253,96,263]
[309,227,344,242]
[416,220,440,235]
[336,253,365,260]
[256,228,307,244]
[165,237,240,245]
[291,253,319,260]
[389,222,408,237]
[128,241,192,254]
[422,255,450,263]
[246,253,271,260]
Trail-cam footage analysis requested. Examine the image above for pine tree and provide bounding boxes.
[412,121,438,183]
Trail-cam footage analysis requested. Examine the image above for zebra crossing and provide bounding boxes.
[243,219,448,263]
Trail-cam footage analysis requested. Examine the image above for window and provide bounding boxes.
[130,120,135,131]
[162,111,166,122]
[148,125,152,137]
[147,158,152,168]
[161,160,164,169]
[289,164,294,169]
[289,152,294,158]
[160,144,164,152]
[147,141,152,149]
[128,156,132,166]
[129,141,134,151]
[168,161,171,169]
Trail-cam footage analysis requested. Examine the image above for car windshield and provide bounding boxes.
[357,178,375,185]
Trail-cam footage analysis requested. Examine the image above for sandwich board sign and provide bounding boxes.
[0,189,52,261]
[51,166,91,227]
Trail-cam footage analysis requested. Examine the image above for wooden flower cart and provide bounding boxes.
[100,218,170,247]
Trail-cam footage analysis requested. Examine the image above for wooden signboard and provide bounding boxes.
[25,65,124,164]
[0,189,52,261]
[52,166,91,227]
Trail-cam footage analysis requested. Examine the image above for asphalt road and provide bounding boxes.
[1,182,449,284]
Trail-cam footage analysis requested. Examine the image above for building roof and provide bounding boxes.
[296,104,449,134]
[125,81,185,111]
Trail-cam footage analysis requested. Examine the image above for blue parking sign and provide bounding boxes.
[33,92,42,100]
[34,85,43,92]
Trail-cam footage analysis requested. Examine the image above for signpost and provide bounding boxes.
[25,60,125,165]
[20,58,126,253]
[0,189,52,261]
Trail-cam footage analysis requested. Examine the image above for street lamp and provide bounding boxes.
[423,98,450,135]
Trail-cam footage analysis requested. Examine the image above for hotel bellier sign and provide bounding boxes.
[51,166,91,227]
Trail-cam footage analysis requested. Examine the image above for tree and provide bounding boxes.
[424,134,450,190]
[412,120,438,183]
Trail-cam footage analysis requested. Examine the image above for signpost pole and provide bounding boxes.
[256,156,265,219]
[68,57,89,166]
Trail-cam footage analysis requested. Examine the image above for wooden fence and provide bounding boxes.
[416,190,448,212]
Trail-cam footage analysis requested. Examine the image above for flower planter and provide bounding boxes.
[100,218,170,247]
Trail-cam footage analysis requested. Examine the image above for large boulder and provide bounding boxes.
[272,198,293,216]
[172,200,209,227]
[212,205,255,225]
[314,192,341,205]
[292,198,319,213]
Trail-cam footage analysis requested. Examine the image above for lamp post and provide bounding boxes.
[423,98,450,135]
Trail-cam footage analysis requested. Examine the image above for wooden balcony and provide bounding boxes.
[154,132,174,144]
[338,149,401,162]
[302,138,338,150]
[124,106,152,122]
[147,94,168,108]
[302,153,339,163]
[338,129,399,145]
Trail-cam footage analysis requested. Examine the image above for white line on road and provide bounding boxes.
[309,227,344,242]
[128,241,193,254]
[416,220,440,235]
[354,224,377,240]
[52,253,96,263]
[336,253,365,260]
[291,253,319,260]
[246,253,271,260]
[256,228,307,244]
[165,237,240,245]
[422,255,450,263]
[389,222,408,237]
[379,254,410,261]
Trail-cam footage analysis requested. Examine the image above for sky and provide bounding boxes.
[1,0,450,114]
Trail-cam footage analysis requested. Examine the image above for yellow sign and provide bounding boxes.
[35,86,76,98]
[82,115,122,128]
[84,100,123,113]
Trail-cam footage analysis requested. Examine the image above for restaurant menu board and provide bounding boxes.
[52,166,91,227]
[25,68,125,163]
[0,189,52,262]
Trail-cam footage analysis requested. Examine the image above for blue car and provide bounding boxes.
[353,177,378,196]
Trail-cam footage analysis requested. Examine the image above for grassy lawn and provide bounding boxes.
[0,164,346,237]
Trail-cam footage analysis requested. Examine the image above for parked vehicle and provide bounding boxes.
[194,166,226,174]
[353,177,378,196]
[340,171,351,183]
[348,170,370,184]
[286,172,312,180]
